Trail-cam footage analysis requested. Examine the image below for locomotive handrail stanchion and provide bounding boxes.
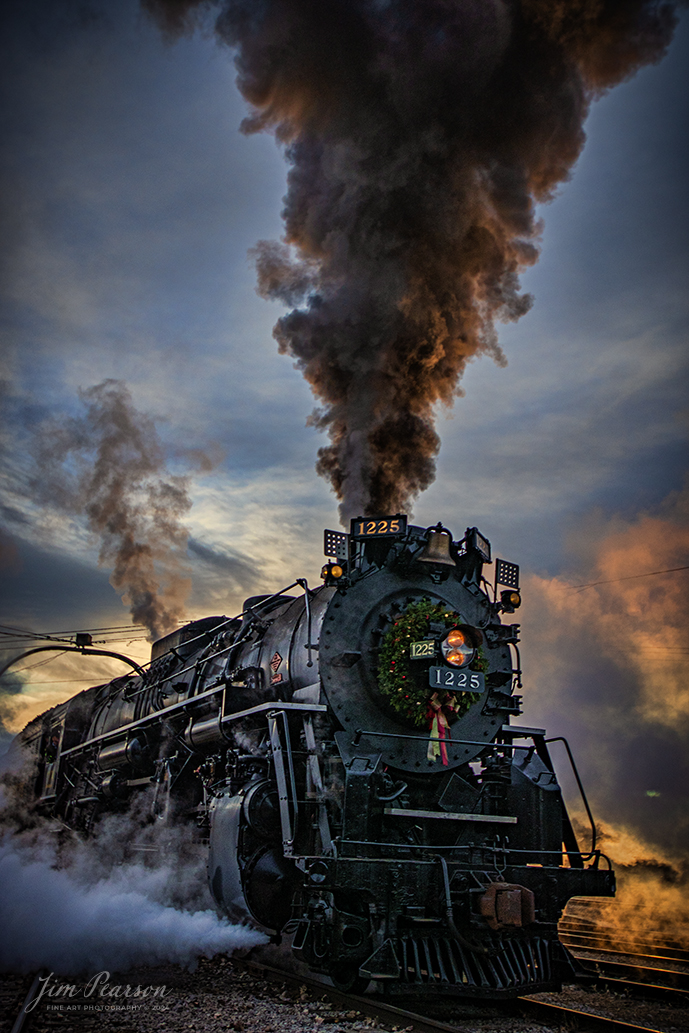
[267,709,299,856]
[510,640,523,689]
[302,713,334,856]
[545,736,597,853]
[296,578,316,667]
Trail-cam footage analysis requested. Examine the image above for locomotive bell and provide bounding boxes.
[417,526,456,567]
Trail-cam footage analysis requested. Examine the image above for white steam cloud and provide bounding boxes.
[0,788,266,976]
[0,838,264,975]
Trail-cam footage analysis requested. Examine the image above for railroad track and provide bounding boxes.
[562,931,689,965]
[8,933,688,1033]
[234,953,679,1033]
[6,955,682,1033]
[5,972,43,1033]
[560,908,689,1000]
[560,914,689,965]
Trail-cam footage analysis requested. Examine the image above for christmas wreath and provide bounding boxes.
[377,598,485,729]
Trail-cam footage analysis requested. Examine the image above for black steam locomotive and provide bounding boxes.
[11,518,614,996]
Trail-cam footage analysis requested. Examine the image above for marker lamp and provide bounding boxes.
[321,563,344,580]
[500,589,521,612]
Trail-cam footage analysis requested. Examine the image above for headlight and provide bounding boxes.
[441,627,475,668]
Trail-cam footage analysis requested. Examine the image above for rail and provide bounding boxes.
[232,953,671,1033]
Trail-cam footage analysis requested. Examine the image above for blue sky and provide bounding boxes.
[1,2,687,859]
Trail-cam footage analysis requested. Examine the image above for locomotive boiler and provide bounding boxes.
[10,518,614,997]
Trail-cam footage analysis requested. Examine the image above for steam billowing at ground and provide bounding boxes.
[566,815,689,949]
[145,0,680,522]
[0,758,265,975]
[31,380,192,641]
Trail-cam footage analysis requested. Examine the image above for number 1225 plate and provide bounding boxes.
[429,667,484,693]
[350,515,407,538]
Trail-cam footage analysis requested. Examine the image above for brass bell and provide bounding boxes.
[417,527,457,567]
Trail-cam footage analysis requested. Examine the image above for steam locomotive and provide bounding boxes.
[10,518,614,997]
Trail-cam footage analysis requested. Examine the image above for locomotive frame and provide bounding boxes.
[7,518,614,997]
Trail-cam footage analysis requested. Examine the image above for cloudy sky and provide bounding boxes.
[1,2,688,864]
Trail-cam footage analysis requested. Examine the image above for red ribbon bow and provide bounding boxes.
[426,692,457,766]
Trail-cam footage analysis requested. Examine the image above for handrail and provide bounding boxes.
[60,698,327,758]
[161,580,302,661]
[124,581,305,699]
[334,840,613,868]
[351,728,535,750]
[546,736,597,853]
[296,578,315,668]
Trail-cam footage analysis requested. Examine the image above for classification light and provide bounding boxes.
[321,563,344,580]
[500,589,521,612]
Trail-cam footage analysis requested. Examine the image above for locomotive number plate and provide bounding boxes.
[350,515,407,538]
[410,640,435,659]
[429,667,484,693]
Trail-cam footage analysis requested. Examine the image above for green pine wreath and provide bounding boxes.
[377,598,485,727]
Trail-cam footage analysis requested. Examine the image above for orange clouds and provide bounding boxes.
[525,484,689,730]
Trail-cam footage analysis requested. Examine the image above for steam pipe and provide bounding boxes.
[434,855,492,955]
[119,580,306,700]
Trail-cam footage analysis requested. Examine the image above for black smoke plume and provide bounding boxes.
[144,0,680,522]
[32,380,191,641]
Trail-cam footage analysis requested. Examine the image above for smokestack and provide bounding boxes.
[143,0,680,522]
[32,380,192,641]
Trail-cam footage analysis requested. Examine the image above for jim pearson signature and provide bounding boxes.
[25,971,173,1013]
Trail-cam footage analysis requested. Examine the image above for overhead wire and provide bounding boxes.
[8,652,69,673]
[572,565,689,592]
[0,622,150,639]
[1,679,116,685]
